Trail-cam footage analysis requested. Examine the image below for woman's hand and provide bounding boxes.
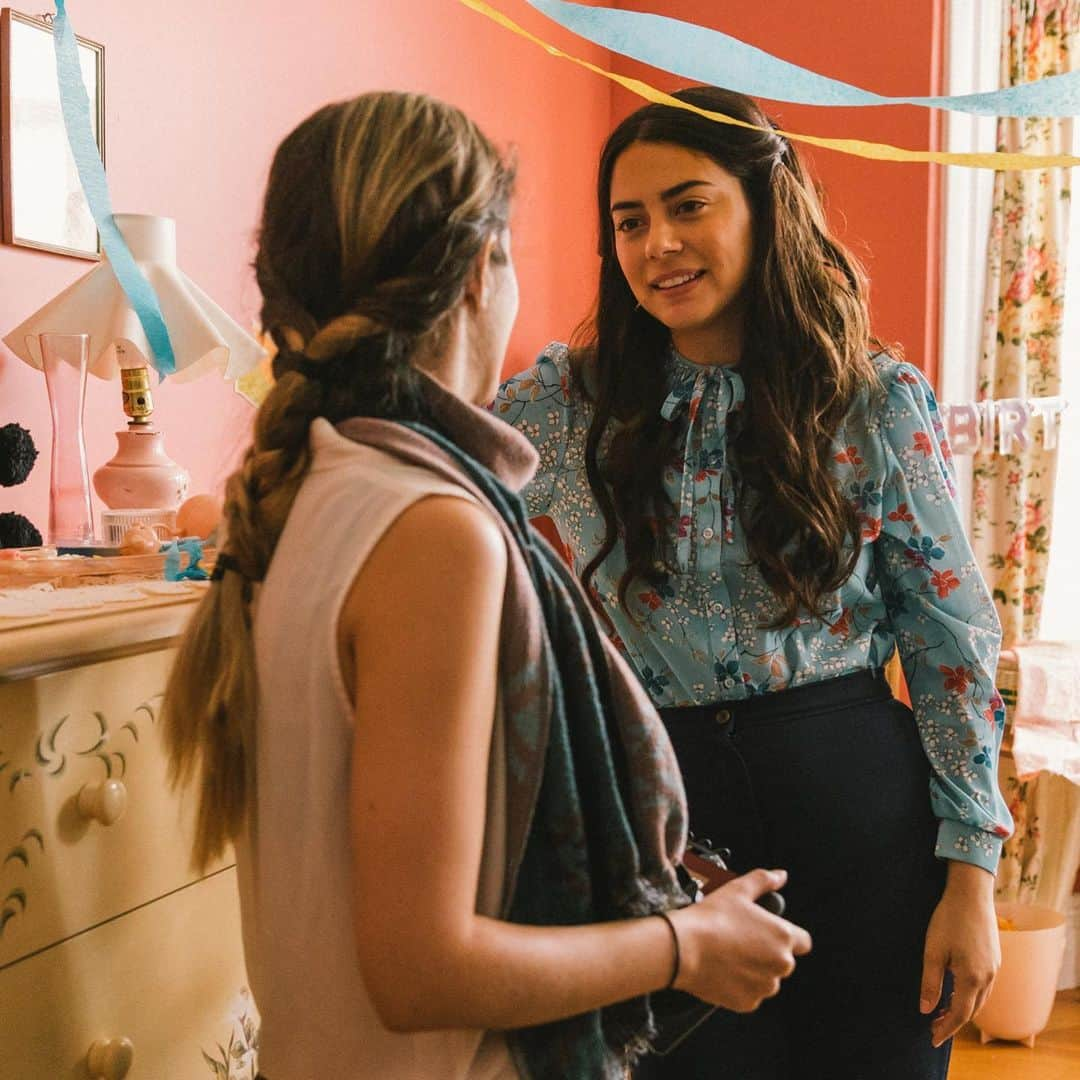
[920,860,1000,1047]
[672,868,812,1013]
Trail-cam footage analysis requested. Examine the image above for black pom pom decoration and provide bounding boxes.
[0,512,43,549]
[0,424,39,487]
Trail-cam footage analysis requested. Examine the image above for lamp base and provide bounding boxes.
[93,425,189,511]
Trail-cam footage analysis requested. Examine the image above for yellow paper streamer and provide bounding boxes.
[233,328,276,407]
[462,0,1080,171]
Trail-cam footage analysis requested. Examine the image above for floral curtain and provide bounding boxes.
[971,0,1078,647]
[996,760,1080,910]
[974,1,1080,907]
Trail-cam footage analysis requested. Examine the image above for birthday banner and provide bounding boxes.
[462,0,1080,170]
[941,397,1069,456]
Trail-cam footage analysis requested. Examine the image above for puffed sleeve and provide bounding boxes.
[873,360,1012,873]
[492,343,575,519]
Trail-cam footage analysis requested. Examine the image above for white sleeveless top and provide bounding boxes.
[236,418,518,1079]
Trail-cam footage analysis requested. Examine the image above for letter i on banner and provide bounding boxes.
[980,400,998,453]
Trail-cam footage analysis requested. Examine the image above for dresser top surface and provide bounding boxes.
[0,588,203,681]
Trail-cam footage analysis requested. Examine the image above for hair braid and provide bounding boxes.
[163,91,513,869]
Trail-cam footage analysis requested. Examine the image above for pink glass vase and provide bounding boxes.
[40,333,95,544]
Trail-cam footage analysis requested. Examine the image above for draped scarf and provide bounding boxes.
[337,374,688,1078]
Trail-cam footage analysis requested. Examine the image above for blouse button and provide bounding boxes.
[723,676,737,689]
[715,708,732,726]
[702,527,715,540]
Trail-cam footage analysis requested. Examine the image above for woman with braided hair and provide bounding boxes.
[162,92,809,1080]
[496,87,1011,1079]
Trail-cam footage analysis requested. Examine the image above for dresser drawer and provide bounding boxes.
[0,867,255,1080]
[0,648,226,968]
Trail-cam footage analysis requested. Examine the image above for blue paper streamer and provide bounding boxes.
[52,1,176,375]
[524,0,1080,117]
[163,538,209,581]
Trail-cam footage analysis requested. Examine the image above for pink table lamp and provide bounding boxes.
[4,214,266,541]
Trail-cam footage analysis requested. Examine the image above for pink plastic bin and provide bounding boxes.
[973,902,1066,1047]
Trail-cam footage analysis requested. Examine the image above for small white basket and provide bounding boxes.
[100,508,177,545]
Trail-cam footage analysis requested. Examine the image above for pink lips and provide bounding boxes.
[650,269,705,297]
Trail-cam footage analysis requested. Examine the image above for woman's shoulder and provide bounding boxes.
[844,352,938,428]
[494,342,595,438]
[495,341,576,410]
[868,352,937,407]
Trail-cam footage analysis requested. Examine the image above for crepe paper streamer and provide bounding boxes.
[52,1,176,375]
[461,1,1080,171]
[234,357,274,408]
[234,328,276,407]
[163,538,209,581]
[521,0,1080,118]
[941,396,1069,456]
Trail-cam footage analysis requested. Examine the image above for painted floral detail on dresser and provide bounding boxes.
[1,692,163,791]
[202,988,260,1079]
[0,693,163,937]
[0,830,43,935]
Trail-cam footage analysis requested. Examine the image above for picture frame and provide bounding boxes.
[0,8,104,259]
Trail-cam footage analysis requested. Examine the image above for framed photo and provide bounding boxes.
[0,8,104,259]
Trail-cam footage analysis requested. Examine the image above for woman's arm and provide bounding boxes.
[872,362,1012,868]
[492,345,575,520]
[344,494,810,1033]
[871,361,1010,1044]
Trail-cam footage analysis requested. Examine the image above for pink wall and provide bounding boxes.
[0,0,613,535]
[0,1,946,537]
[611,0,945,379]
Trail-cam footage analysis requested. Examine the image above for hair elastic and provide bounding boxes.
[210,552,243,582]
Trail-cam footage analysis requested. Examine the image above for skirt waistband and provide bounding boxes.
[658,668,894,730]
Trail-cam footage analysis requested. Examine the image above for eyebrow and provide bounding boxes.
[610,179,713,214]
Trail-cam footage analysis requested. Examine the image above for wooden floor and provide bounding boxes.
[949,990,1080,1080]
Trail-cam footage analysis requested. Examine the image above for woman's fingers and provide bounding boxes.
[684,867,812,1013]
[931,976,977,1046]
[930,963,998,1047]
[919,946,946,1015]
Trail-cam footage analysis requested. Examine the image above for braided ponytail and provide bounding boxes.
[163,92,513,869]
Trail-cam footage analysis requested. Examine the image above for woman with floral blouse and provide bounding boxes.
[496,87,1012,1080]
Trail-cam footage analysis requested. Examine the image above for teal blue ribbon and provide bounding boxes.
[53,1,176,375]
[525,0,1080,117]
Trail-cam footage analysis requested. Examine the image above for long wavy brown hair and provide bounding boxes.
[573,86,884,627]
[162,92,513,869]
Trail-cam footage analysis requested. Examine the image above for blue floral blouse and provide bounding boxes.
[495,344,1013,872]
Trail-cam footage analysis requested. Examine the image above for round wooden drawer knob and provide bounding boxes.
[87,1036,134,1078]
[77,779,128,826]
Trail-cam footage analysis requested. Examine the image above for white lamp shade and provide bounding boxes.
[3,214,265,382]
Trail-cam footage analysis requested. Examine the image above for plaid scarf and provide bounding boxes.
[337,375,688,1078]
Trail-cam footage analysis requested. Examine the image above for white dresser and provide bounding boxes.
[0,591,256,1079]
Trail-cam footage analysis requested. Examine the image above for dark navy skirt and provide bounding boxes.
[634,669,953,1080]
